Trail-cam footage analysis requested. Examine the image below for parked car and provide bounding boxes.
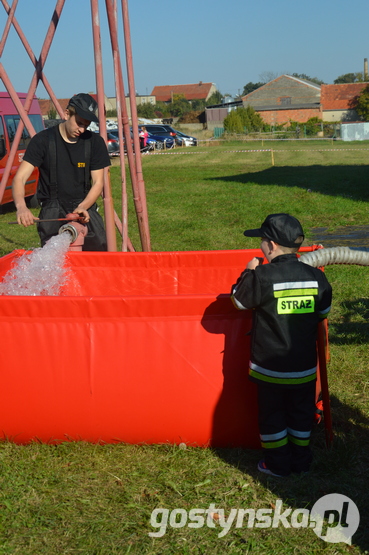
[0,92,44,206]
[109,128,172,152]
[144,124,197,147]
[148,132,175,150]
[111,129,157,151]
[174,130,198,147]
[136,127,175,149]
[143,124,177,141]
[106,131,120,156]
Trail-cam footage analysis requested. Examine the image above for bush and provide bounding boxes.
[106,109,117,117]
[177,111,203,124]
[354,84,369,121]
[223,110,244,133]
[136,103,156,119]
[288,117,323,137]
[223,106,265,134]
[304,116,323,136]
[238,106,265,131]
[47,105,57,120]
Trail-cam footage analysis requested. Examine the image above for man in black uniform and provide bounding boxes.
[12,93,110,251]
[231,213,332,477]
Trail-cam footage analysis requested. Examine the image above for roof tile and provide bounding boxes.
[321,83,369,110]
[151,82,214,102]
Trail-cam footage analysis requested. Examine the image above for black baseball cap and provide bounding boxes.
[68,93,99,123]
[243,213,304,248]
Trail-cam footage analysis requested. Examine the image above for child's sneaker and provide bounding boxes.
[257,460,283,477]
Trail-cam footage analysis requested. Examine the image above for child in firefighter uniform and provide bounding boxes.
[231,213,332,477]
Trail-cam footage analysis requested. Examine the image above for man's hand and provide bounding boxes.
[16,206,39,227]
[12,160,38,227]
[247,257,264,270]
[73,207,89,223]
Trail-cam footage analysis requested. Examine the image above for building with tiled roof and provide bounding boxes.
[206,76,369,128]
[320,83,369,122]
[151,82,217,103]
[38,98,69,118]
[38,93,156,121]
[241,74,322,125]
[38,94,98,119]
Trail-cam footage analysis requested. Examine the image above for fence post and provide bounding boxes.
[271,149,275,166]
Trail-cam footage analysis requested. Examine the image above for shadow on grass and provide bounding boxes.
[0,200,17,215]
[202,295,369,550]
[329,297,369,345]
[209,165,369,202]
[213,395,369,551]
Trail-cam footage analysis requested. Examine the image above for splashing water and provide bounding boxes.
[0,233,72,296]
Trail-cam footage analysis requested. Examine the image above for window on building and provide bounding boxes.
[280,97,292,106]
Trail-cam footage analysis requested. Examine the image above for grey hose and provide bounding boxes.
[299,247,369,268]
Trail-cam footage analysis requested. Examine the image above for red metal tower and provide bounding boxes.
[0,0,151,252]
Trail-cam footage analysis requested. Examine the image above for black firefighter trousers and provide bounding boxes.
[257,381,316,476]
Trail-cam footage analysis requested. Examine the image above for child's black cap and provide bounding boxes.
[243,213,304,248]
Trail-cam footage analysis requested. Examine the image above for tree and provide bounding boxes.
[239,105,264,131]
[290,73,325,86]
[136,102,156,119]
[334,72,364,84]
[353,84,369,121]
[223,110,244,133]
[155,101,171,118]
[47,104,57,120]
[206,90,223,106]
[259,71,279,84]
[170,94,191,118]
[242,82,264,96]
[106,109,117,117]
[223,106,265,133]
[191,99,206,111]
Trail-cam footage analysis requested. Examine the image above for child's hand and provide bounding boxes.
[247,257,264,270]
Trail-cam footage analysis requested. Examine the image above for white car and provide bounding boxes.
[88,120,118,132]
[174,130,198,147]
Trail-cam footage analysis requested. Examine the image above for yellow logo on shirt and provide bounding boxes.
[78,162,86,168]
[277,296,315,314]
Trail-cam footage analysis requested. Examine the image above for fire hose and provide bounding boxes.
[299,246,369,267]
[8,213,83,224]
[299,246,369,447]
[8,213,87,250]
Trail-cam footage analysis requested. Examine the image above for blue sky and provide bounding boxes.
[1,0,369,100]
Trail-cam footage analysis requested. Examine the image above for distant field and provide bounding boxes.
[2,138,369,256]
[109,138,369,253]
[0,140,369,554]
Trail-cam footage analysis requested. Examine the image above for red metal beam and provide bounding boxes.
[0,0,66,203]
[90,0,117,252]
[0,0,18,56]
[121,0,151,251]
[105,0,151,252]
[1,0,64,115]
[0,0,151,252]
[105,0,128,251]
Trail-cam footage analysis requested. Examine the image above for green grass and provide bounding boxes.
[0,139,369,554]
[109,140,369,252]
